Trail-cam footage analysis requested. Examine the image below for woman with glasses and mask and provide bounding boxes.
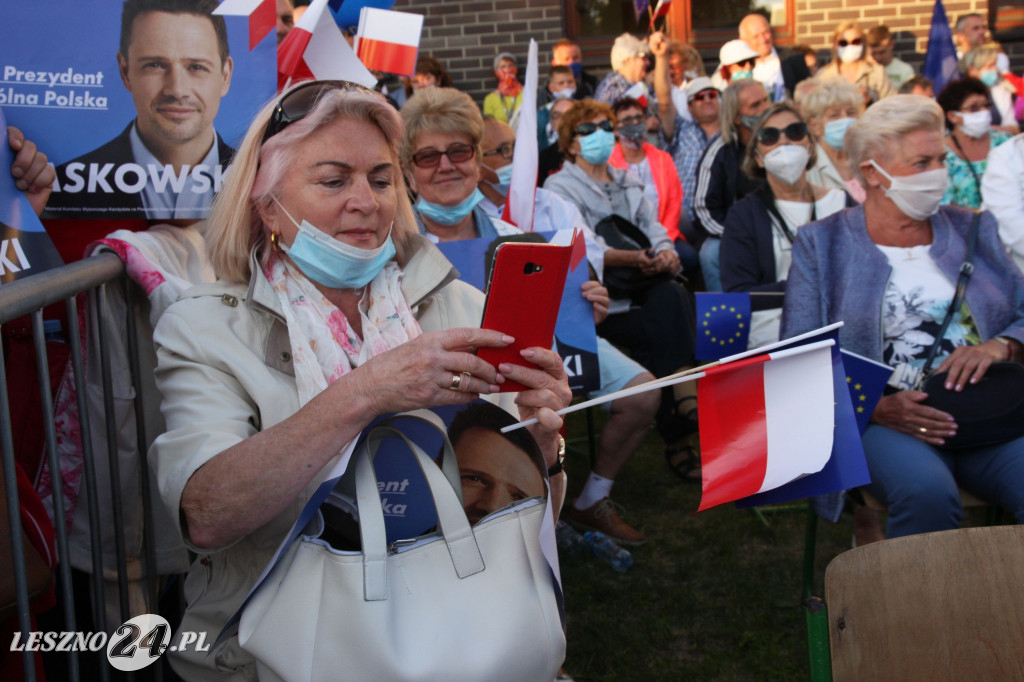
[938,76,1012,209]
[960,43,1020,134]
[782,95,1024,540]
[544,99,702,479]
[818,21,895,104]
[721,102,855,348]
[149,81,570,680]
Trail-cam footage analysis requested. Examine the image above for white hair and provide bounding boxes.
[610,33,647,73]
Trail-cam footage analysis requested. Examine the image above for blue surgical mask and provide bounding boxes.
[823,117,855,150]
[274,199,396,290]
[569,62,583,81]
[552,87,576,100]
[731,69,753,81]
[416,187,485,225]
[490,163,514,195]
[980,69,999,87]
[578,129,616,165]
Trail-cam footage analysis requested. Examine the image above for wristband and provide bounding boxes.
[994,336,1013,361]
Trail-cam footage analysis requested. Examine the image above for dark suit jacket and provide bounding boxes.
[44,121,235,219]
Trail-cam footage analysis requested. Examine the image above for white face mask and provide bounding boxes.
[869,159,949,220]
[837,44,864,63]
[957,109,992,138]
[761,145,809,185]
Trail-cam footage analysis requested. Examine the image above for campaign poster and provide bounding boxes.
[0,0,277,221]
[0,108,64,284]
[436,230,601,394]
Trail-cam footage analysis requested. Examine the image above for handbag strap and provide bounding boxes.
[920,211,981,378]
[354,410,485,602]
[754,183,816,245]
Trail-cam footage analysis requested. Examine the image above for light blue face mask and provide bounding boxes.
[578,129,616,165]
[274,199,396,290]
[823,117,855,151]
[980,69,999,88]
[490,163,514,196]
[731,69,753,81]
[416,187,485,226]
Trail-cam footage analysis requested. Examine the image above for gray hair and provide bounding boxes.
[959,43,1001,73]
[844,94,944,185]
[719,79,767,145]
[798,77,864,123]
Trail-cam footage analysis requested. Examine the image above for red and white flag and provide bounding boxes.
[214,0,275,51]
[623,81,649,109]
[650,0,672,28]
[502,38,538,231]
[277,0,376,91]
[355,8,423,77]
[696,340,835,511]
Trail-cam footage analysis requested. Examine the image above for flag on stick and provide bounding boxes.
[213,0,275,51]
[922,0,959,94]
[650,0,671,29]
[502,39,539,231]
[696,292,751,360]
[840,350,892,435]
[277,0,376,91]
[355,8,423,77]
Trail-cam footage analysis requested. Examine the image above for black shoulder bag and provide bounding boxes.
[593,214,673,300]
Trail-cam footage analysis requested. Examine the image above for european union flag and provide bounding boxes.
[923,0,959,94]
[696,293,751,361]
[839,349,892,435]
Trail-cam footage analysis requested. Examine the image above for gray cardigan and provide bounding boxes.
[781,205,1024,359]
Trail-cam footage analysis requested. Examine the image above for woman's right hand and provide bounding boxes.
[871,390,957,446]
[347,328,512,415]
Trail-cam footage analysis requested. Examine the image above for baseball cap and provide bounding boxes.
[685,77,719,101]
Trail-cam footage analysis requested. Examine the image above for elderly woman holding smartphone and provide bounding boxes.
[149,81,570,680]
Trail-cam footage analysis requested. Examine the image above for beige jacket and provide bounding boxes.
[818,59,896,102]
[151,235,511,680]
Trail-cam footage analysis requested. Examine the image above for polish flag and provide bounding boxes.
[277,0,376,91]
[650,0,672,28]
[696,340,836,511]
[214,0,275,51]
[355,8,423,77]
[502,39,539,231]
[623,81,649,109]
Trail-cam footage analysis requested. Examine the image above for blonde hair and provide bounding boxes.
[400,87,484,166]
[206,84,417,284]
[831,21,866,62]
[798,77,864,122]
[844,94,944,184]
[960,42,1001,73]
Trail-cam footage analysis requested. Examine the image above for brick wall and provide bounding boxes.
[392,0,565,106]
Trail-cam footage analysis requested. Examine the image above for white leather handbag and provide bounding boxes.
[238,410,566,682]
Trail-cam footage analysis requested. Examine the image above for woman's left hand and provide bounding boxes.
[934,341,1008,391]
[498,348,572,468]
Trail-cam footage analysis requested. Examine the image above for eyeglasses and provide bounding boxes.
[960,102,992,113]
[757,121,809,145]
[689,90,719,103]
[575,120,614,136]
[262,80,374,143]
[483,141,515,160]
[837,38,864,48]
[411,143,476,168]
[616,114,644,127]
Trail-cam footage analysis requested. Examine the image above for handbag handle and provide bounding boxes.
[919,211,981,381]
[354,410,485,602]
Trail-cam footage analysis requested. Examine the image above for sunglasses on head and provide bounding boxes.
[757,121,808,145]
[837,38,863,48]
[262,80,375,143]
[411,143,476,168]
[689,90,719,103]
[575,120,614,136]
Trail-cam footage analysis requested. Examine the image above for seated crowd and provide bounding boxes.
[4,8,1024,678]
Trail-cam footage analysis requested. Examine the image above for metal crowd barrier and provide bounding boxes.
[1,253,167,682]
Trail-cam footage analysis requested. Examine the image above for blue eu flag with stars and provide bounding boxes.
[696,293,751,361]
[840,349,892,435]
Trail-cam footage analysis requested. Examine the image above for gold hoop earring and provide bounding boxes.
[270,231,281,250]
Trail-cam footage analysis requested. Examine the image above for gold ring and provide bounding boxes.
[449,373,462,390]
[919,427,927,434]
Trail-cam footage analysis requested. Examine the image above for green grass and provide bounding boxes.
[557,411,855,682]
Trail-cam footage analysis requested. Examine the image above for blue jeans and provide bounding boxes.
[699,237,721,292]
[862,425,1024,538]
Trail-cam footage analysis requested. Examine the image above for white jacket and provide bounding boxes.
[981,132,1024,273]
[151,235,513,681]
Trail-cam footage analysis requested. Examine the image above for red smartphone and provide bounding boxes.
[477,238,574,392]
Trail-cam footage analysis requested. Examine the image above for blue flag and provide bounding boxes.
[330,0,396,33]
[735,326,871,517]
[696,292,751,361]
[633,0,650,21]
[923,0,959,94]
[840,349,892,435]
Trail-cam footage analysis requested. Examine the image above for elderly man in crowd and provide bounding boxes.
[740,13,785,101]
[954,13,1010,72]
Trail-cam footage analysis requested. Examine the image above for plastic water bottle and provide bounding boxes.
[583,531,633,573]
[555,521,587,556]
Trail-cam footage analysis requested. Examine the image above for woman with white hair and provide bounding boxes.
[782,94,1024,539]
[817,21,895,103]
[800,77,867,202]
[594,32,652,106]
[149,81,570,679]
[960,43,1019,134]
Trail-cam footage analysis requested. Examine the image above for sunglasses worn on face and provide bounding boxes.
[483,141,515,160]
[575,120,614,136]
[411,143,476,168]
[837,38,863,47]
[757,121,808,145]
[690,90,718,103]
[263,80,375,143]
